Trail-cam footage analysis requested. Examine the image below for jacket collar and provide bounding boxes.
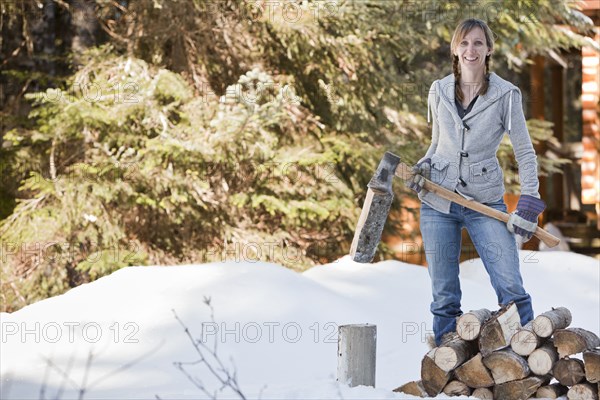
[436,72,517,125]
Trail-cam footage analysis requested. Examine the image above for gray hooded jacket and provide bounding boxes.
[419,72,541,214]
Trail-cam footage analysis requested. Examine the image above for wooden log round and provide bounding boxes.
[554,358,586,386]
[472,387,494,399]
[584,348,600,384]
[456,309,492,341]
[554,328,600,359]
[528,340,558,375]
[393,380,427,397]
[337,324,376,387]
[421,348,451,397]
[532,307,572,338]
[479,303,521,356]
[454,353,494,388]
[442,380,471,397]
[567,382,599,400]
[536,383,569,399]
[510,321,542,356]
[493,375,546,400]
[433,335,477,372]
[483,348,530,384]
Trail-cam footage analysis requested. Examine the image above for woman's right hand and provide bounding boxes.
[408,158,431,194]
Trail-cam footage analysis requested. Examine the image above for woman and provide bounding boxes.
[408,18,545,346]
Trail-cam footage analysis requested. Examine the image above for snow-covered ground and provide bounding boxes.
[1,251,598,399]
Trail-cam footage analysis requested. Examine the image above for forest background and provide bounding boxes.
[1,0,598,312]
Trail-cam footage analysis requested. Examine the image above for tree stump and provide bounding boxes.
[421,348,450,397]
[536,383,568,399]
[472,387,494,399]
[567,382,599,400]
[584,348,600,384]
[434,334,477,372]
[554,328,600,358]
[442,380,471,396]
[528,340,558,375]
[454,353,494,388]
[532,307,572,338]
[510,321,541,356]
[554,358,586,386]
[493,375,546,400]
[479,302,521,356]
[482,348,530,384]
[337,324,376,387]
[393,380,427,397]
[456,309,492,341]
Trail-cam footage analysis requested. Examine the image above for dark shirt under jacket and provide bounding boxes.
[455,95,479,119]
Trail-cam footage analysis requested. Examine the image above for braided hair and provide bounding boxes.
[450,19,495,104]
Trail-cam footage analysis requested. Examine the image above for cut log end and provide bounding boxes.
[536,383,569,399]
[457,309,492,341]
[454,353,494,388]
[433,336,476,372]
[554,328,600,359]
[442,380,471,397]
[472,387,494,399]
[393,380,427,397]
[584,349,600,384]
[532,307,573,338]
[567,382,599,400]
[528,340,558,376]
[421,348,451,397]
[434,347,458,372]
[483,349,530,385]
[510,328,539,356]
[554,358,586,386]
[479,303,521,356]
[494,376,546,400]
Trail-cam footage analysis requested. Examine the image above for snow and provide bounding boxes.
[1,251,598,399]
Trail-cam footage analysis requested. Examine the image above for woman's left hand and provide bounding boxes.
[507,195,546,241]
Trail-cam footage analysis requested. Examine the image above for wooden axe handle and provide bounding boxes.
[395,162,561,248]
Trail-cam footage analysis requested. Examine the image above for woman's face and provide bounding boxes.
[454,27,490,77]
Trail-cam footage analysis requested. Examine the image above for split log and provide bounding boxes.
[442,380,471,397]
[456,309,492,341]
[472,387,494,399]
[479,302,521,356]
[554,357,586,386]
[421,348,451,397]
[584,348,600,383]
[554,328,600,358]
[493,375,547,400]
[528,339,558,375]
[510,321,542,356]
[483,348,530,384]
[434,334,477,372]
[567,382,599,400]
[454,353,494,388]
[393,380,427,397]
[536,383,568,399]
[532,307,572,338]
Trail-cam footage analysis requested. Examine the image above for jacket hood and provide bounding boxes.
[429,72,519,132]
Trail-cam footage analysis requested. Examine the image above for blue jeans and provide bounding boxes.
[420,199,533,346]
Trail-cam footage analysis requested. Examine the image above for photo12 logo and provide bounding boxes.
[198,1,339,24]
[199,321,339,344]
[1,321,140,344]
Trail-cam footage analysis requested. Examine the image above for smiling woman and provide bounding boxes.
[451,20,494,109]
[407,18,547,347]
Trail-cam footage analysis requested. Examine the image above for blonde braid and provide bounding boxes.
[480,55,491,96]
[453,55,463,103]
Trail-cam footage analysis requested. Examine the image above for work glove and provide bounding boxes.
[408,158,431,194]
[507,195,546,242]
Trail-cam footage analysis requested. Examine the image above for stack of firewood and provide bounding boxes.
[395,305,600,399]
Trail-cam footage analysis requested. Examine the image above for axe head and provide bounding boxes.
[350,152,401,263]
